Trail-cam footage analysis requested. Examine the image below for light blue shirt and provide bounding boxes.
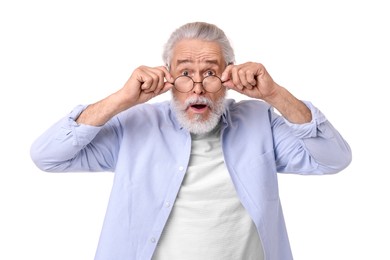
[30,99,352,260]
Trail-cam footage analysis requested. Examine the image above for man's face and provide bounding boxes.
[170,39,227,134]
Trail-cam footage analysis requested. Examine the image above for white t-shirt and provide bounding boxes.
[153,125,264,260]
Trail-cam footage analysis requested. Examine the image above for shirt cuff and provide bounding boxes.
[67,105,102,146]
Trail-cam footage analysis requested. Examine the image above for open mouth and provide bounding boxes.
[188,103,209,113]
[191,104,207,109]
[183,97,212,113]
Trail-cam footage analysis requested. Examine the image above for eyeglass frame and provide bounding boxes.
[172,75,228,93]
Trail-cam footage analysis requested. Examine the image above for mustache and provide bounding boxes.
[183,96,213,110]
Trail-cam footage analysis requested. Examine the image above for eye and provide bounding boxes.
[204,70,215,77]
[182,70,189,76]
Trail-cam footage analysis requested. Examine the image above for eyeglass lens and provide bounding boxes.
[174,76,222,93]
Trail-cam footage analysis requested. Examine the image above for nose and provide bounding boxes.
[192,76,205,94]
[192,75,206,95]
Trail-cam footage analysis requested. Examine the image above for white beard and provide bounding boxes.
[171,95,226,135]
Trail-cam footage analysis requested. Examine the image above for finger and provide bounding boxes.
[146,74,159,93]
[221,64,233,82]
[231,66,244,90]
[222,79,235,89]
[139,67,165,93]
[245,70,257,89]
[159,66,175,83]
[237,69,255,90]
[148,82,173,97]
[150,70,164,93]
[135,66,153,91]
[155,66,175,93]
[227,83,246,95]
[139,73,153,91]
[160,82,174,93]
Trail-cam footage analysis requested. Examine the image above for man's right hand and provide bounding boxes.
[117,65,174,108]
[76,66,174,126]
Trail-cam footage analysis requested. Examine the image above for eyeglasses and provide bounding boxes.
[173,75,226,93]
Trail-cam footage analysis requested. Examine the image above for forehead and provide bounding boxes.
[171,39,225,68]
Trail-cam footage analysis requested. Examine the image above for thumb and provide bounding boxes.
[161,82,174,93]
[222,80,235,89]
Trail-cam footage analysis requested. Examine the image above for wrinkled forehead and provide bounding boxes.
[170,39,225,69]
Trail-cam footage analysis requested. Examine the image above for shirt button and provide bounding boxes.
[164,202,171,208]
[150,237,156,243]
[178,166,184,171]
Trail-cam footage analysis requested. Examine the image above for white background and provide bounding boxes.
[1,0,389,259]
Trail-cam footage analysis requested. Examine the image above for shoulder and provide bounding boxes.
[222,99,275,130]
[111,101,173,128]
[224,98,272,117]
[121,100,170,117]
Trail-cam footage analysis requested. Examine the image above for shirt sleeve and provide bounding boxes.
[274,101,352,174]
[30,105,118,173]
[282,101,327,138]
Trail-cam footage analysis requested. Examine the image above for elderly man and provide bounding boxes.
[31,21,352,260]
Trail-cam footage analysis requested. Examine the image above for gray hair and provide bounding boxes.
[162,22,235,68]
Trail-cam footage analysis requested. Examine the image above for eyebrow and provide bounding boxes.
[176,59,220,67]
